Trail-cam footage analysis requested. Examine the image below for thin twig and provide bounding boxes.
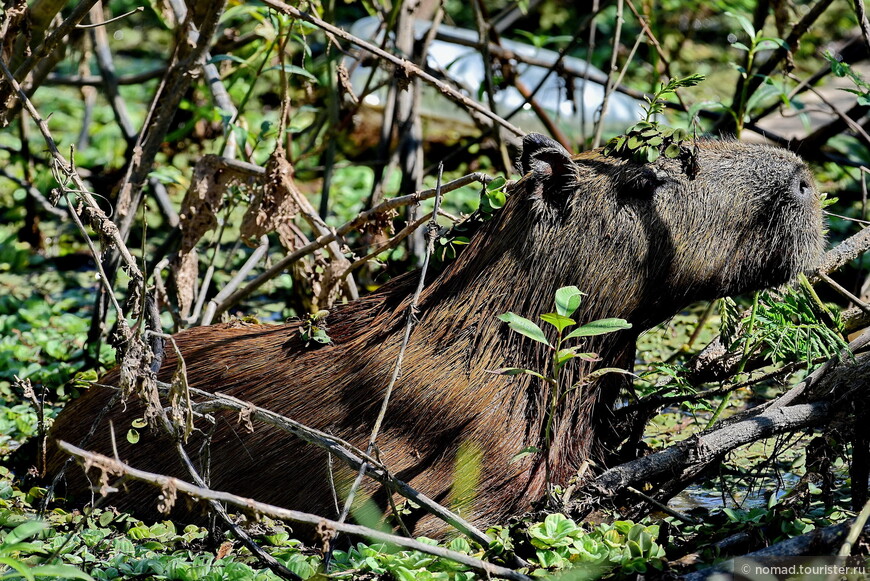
[173,442,301,580]
[76,6,144,28]
[853,0,870,56]
[714,0,837,133]
[139,333,298,579]
[758,327,870,413]
[592,0,624,149]
[258,0,525,138]
[63,194,127,322]
[89,1,137,144]
[818,271,870,313]
[338,212,433,281]
[625,486,699,525]
[44,69,166,86]
[11,0,101,84]
[838,497,870,557]
[0,168,68,218]
[811,226,870,281]
[58,441,532,581]
[113,0,227,239]
[200,235,270,325]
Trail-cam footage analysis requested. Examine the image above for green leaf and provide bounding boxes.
[486,189,506,209]
[20,564,95,580]
[564,318,632,339]
[98,511,114,527]
[486,367,548,381]
[664,143,682,158]
[3,520,47,545]
[728,11,756,40]
[0,557,34,581]
[509,446,540,463]
[207,54,247,65]
[676,73,705,88]
[498,313,551,347]
[131,418,147,429]
[556,348,600,367]
[263,64,318,82]
[730,41,750,52]
[540,312,575,332]
[555,286,583,317]
[127,429,140,444]
[486,176,507,191]
[757,37,789,50]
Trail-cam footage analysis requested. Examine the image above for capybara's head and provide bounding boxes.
[439,134,825,330]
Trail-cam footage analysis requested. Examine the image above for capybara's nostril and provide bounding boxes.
[794,173,816,204]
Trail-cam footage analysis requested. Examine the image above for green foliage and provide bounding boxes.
[0,404,41,454]
[331,540,477,581]
[825,51,870,106]
[603,75,704,164]
[496,287,632,463]
[0,520,93,580]
[0,227,114,401]
[725,12,790,136]
[524,514,666,576]
[435,177,507,262]
[720,286,848,368]
[298,310,332,347]
[667,481,854,563]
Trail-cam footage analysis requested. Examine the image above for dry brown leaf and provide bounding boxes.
[240,152,300,247]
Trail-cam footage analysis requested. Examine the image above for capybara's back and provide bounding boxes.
[45,135,825,536]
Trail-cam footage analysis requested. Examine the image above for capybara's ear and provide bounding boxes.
[519,133,577,203]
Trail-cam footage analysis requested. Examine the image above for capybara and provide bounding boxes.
[45,134,824,536]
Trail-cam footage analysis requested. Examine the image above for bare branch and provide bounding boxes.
[258,0,525,138]
[57,441,532,581]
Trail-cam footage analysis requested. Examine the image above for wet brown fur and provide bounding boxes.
[46,135,824,536]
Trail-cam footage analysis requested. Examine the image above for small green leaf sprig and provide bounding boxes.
[603,74,705,165]
[435,176,507,262]
[299,310,332,347]
[825,51,870,107]
[494,286,633,459]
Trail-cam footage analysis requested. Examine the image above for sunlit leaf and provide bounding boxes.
[540,312,575,332]
[564,318,632,339]
[498,313,551,347]
[554,286,583,317]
